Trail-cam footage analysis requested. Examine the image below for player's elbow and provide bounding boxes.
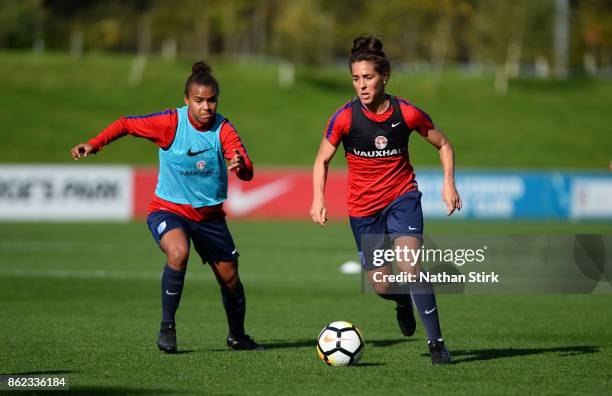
[438,139,453,153]
[316,155,332,169]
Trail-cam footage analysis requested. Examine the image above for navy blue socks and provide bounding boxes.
[409,281,442,342]
[161,264,186,323]
[220,282,246,337]
[160,262,246,338]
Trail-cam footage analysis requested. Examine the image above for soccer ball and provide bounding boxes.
[317,321,364,366]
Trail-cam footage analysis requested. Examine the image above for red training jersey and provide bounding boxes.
[324,96,433,217]
[88,108,253,222]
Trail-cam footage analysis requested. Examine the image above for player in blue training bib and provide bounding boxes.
[71,61,263,353]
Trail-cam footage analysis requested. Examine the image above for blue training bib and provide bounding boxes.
[155,106,228,207]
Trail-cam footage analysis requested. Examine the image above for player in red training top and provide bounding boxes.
[70,61,263,353]
[311,36,462,365]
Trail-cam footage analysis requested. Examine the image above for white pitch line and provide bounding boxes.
[0,267,351,282]
[0,241,119,253]
[0,268,210,281]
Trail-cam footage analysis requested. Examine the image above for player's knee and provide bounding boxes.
[218,266,240,289]
[402,265,419,276]
[222,271,240,290]
[166,246,189,270]
[372,281,391,296]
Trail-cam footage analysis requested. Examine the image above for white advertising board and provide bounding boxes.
[0,165,132,221]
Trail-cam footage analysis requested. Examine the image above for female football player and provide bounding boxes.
[71,61,263,353]
[310,36,461,364]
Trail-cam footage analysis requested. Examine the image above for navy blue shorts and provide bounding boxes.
[349,190,424,270]
[147,211,239,265]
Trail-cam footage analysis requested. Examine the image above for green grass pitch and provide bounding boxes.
[1,221,611,395]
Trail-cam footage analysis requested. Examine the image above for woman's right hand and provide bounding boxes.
[310,198,328,227]
[311,138,337,227]
[70,143,95,160]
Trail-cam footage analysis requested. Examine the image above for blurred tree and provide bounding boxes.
[474,0,532,94]
[150,0,197,57]
[0,0,43,49]
[348,0,476,70]
[2,0,612,80]
[554,0,570,78]
[575,0,612,72]
[322,0,367,62]
[272,0,333,64]
[521,1,555,76]
[44,0,145,53]
[356,0,437,64]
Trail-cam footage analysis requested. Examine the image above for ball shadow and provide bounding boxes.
[368,338,412,347]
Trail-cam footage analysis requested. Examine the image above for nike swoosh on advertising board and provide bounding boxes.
[226,178,293,216]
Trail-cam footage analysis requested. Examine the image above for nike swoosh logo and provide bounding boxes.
[165,290,180,296]
[425,307,437,315]
[187,147,212,156]
[323,334,351,343]
[226,178,293,216]
[408,226,418,231]
[391,122,401,128]
[323,334,335,343]
[231,248,237,255]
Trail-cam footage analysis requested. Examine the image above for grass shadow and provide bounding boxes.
[0,369,77,375]
[203,338,411,352]
[173,349,197,355]
[203,339,313,352]
[260,339,314,350]
[353,362,386,367]
[68,386,172,395]
[206,338,412,351]
[430,345,600,364]
[368,339,413,347]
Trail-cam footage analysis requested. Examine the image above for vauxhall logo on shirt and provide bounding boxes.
[374,136,388,149]
[351,135,405,158]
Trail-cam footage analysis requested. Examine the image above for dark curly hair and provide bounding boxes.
[184,61,219,96]
[349,36,390,78]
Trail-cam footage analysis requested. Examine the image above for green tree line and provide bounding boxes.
[1,0,611,76]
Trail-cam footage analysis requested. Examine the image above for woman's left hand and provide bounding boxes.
[442,182,462,216]
[228,149,244,172]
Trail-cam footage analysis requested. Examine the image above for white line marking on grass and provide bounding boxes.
[0,268,211,281]
[0,267,348,283]
[0,241,118,253]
